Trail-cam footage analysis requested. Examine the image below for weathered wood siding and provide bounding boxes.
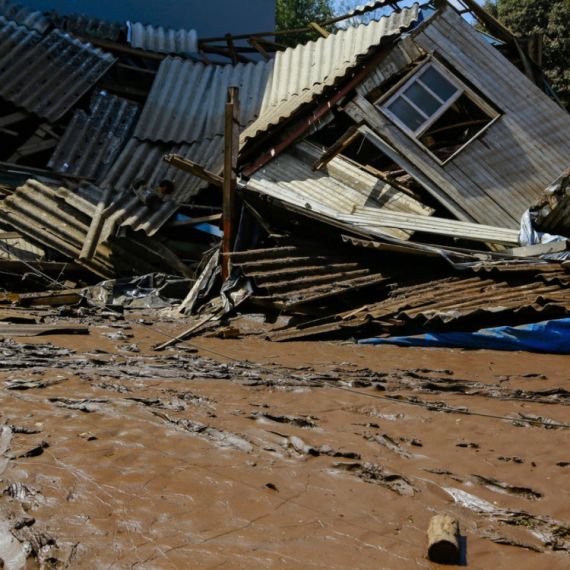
[368,6,570,229]
[355,37,424,98]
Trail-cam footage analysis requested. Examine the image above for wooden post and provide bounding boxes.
[427,515,460,564]
[222,86,240,282]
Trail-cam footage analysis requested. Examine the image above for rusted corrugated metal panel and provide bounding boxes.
[100,136,223,236]
[0,27,116,122]
[230,244,388,308]
[246,140,433,241]
[368,273,570,326]
[0,1,49,33]
[240,4,420,144]
[0,179,187,278]
[53,13,125,41]
[128,22,197,55]
[272,268,570,340]
[134,58,272,144]
[48,91,139,182]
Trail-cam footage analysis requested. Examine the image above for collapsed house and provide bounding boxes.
[0,0,570,351]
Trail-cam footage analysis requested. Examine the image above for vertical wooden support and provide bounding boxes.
[222,86,240,282]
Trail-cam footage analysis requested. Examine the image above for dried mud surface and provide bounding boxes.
[1,312,570,568]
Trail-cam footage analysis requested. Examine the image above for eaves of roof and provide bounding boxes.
[240,3,421,144]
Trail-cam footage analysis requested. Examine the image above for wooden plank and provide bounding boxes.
[345,206,520,245]
[313,126,362,171]
[166,214,222,228]
[153,313,218,351]
[178,249,219,315]
[18,289,83,307]
[0,324,89,336]
[80,187,111,261]
[502,241,570,258]
[162,154,223,187]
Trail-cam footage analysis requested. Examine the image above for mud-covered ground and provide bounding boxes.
[1,311,570,568]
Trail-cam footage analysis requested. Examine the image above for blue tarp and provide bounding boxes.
[360,319,570,354]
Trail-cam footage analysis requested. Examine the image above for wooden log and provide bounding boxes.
[427,514,460,564]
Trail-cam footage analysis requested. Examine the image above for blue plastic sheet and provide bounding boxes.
[360,319,570,354]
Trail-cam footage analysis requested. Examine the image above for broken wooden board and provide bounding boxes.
[17,290,83,307]
[0,324,89,337]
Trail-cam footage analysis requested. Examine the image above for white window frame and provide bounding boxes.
[377,60,501,163]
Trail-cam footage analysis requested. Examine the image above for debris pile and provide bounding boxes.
[0,0,569,352]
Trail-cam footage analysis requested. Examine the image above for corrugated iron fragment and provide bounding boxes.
[48,91,139,181]
[128,22,197,55]
[230,244,388,308]
[0,179,187,278]
[100,136,223,236]
[134,58,273,144]
[135,5,419,146]
[52,12,125,41]
[241,3,421,144]
[0,26,116,121]
[0,1,49,33]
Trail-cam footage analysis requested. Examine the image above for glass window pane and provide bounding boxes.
[420,66,458,102]
[403,82,441,117]
[387,96,425,131]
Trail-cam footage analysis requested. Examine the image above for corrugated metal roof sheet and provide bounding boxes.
[246,140,432,241]
[240,3,420,144]
[0,1,49,33]
[134,57,272,144]
[134,4,419,146]
[0,24,116,121]
[369,273,570,327]
[53,12,125,42]
[100,135,223,236]
[230,244,388,308]
[128,22,197,55]
[48,91,139,182]
[0,179,187,278]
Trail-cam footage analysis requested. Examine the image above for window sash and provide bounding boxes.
[381,63,462,136]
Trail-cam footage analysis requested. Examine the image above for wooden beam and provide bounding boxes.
[0,111,30,127]
[153,312,218,351]
[222,86,240,281]
[309,22,330,38]
[247,37,272,61]
[166,214,222,228]
[225,33,239,65]
[162,154,224,187]
[313,125,362,170]
[78,35,165,60]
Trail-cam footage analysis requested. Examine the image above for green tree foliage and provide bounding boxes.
[276,0,337,47]
[483,0,570,104]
